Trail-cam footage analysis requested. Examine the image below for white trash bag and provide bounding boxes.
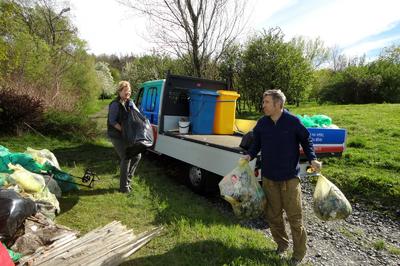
[219,159,266,219]
[25,147,60,170]
[313,174,352,221]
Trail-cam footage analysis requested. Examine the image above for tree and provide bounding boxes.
[121,53,184,91]
[119,0,247,78]
[369,45,400,103]
[319,66,383,104]
[240,28,313,108]
[330,45,348,71]
[290,36,330,69]
[1,0,100,112]
[379,44,400,64]
[95,62,115,99]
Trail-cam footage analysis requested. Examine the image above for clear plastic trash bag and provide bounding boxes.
[313,174,352,221]
[25,147,60,170]
[219,159,266,219]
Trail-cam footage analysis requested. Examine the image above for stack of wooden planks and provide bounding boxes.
[18,221,163,266]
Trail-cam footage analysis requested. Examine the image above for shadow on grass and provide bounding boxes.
[122,240,284,266]
[53,143,117,176]
[52,143,119,212]
[132,153,241,228]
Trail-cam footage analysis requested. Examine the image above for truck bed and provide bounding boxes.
[165,131,244,153]
[165,130,345,158]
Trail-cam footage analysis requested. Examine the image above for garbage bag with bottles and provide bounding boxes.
[313,174,352,221]
[219,159,266,219]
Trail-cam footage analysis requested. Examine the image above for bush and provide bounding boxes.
[42,110,98,141]
[0,88,44,134]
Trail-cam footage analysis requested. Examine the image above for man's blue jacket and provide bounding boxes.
[248,109,317,181]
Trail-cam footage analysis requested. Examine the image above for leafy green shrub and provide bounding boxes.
[0,88,44,134]
[42,110,98,141]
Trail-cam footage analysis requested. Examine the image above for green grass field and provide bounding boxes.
[1,102,399,265]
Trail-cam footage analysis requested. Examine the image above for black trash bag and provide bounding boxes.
[122,108,154,152]
[0,189,37,240]
[240,131,254,151]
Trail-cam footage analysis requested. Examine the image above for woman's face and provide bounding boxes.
[119,86,131,101]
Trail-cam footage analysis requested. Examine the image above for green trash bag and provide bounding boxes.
[0,146,49,174]
[310,115,332,127]
[313,174,352,221]
[47,166,79,192]
[3,243,22,262]
[0,146,12,173]
[9,153,47,173]
[296,115,318,127]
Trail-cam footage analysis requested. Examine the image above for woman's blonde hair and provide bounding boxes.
[117,81,131,93]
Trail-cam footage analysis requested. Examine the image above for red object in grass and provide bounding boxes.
[0,243,14,266]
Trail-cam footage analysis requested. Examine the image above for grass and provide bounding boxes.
[372,239,400,255]
[240,103,400,215]
[0,135,284,265]
[85,98,112,115]
[338,226,364,240]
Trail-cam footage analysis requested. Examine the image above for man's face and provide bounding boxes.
[262,95,279,116]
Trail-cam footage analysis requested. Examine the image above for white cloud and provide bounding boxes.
[246,0,295,29]
[343,35,400,56]
[273,0,400,55]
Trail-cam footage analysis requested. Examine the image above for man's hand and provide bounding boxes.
[242,155,251,161]
[311,160,322,172]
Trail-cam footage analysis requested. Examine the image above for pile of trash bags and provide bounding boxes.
[296,114,338,128]
[313,174,352,221]
[219,159,266,219]
[0,145,79,264]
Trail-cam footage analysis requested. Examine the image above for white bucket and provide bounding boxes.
[178,120,190,134]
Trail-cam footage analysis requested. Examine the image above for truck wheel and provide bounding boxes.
[188,166,207,193]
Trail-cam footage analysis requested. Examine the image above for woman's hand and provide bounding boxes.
[114,123,122,131]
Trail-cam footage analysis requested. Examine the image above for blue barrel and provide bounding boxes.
[189,89,219,134]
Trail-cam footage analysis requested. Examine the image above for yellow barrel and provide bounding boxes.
[214,90,240,134]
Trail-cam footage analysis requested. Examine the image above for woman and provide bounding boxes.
[107,81,141,193]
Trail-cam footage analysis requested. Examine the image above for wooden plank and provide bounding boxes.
[19,221,163,266]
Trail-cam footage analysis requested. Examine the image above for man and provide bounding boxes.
[243,89,321,265]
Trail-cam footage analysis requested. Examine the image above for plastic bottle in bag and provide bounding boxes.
[219,159,266,219]
[313,174,352,221]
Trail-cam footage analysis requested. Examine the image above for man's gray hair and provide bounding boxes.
[263,89,286,107]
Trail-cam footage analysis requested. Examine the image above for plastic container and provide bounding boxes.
[178,120,190,134]
[214,90,240,134]
[189,89,219,134]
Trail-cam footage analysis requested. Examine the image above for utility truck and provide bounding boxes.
[135,74,346,192]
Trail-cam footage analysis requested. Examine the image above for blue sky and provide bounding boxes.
[69,0,400,59]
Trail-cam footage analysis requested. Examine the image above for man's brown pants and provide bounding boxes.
[263,177,307,260]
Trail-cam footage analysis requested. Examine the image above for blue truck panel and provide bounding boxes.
[307,128,347,145]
